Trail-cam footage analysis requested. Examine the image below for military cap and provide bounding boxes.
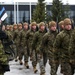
[31,22,37,26]
[13,24,17,27]
[58,21,64,27]
[64,18,71,25]
[39,22,45,28]
[9,25,13,28]
[23,22,28,26]
[18,23,22,27]
[49,21,56,28]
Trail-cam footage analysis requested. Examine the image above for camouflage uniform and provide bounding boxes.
[54,18,73,75]
[25,22,38,61]
[41,21,58,75]
[20,22,29,68]
[32,22,47,75]
[69,29,75,75]
[13,24,18,61]
[0,40,9,75]
[3,25,14,61]
[16,23,23,65]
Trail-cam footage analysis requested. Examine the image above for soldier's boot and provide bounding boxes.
[19,60,23,65]
[15,58,18,62]
[30,56,32,61]
[33,66,38,73]
[40,72,45,75]
[24,61,29,69]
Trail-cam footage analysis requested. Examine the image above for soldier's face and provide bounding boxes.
[6,27,9,30]
[14,26,17,29]
[24,25,28,30]
[40,25,45,31]
[65,25,72,30]
[18,26,22,30]
[61,25,64,29]
[31,25,36,30]
[50,26,56,31]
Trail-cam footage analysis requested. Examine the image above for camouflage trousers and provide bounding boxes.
[61,62,72,75]
[68,63,75,75]
[24,47,29,62]
[43,52,47,67]
[18,46,24,60]
[32,50,37,67]
[32,50,45,73]
[49,59,59,75]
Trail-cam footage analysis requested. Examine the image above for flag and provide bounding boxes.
[0,7,8,21]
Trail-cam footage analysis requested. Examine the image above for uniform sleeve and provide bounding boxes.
[53,33,62,60]
[69,32,75,59]
[32,32,38,50]
[40,33,48,53]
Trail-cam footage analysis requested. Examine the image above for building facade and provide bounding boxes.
[0,2,75,24]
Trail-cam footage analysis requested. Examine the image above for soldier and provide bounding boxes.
[20,22,29,68]
[17,23,23,65]
[54,18,73,75]
[32,22,47,75]
[69,27,75,75]
[58,20,64,32]
[3,25,14,61]
[25,22,38,61]
[41,21,58,75]
[0,21,10,75]
[13,24,18,61]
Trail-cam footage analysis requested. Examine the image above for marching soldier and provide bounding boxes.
[41,21,58,75]
[25,22,38,61]
[13,24,18,61]
[20,22,29,68]
[54,18,73,75]
[17,23,23,65]
[32,22,47,75]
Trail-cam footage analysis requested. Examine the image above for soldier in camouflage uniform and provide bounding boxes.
[0,21,10,75]
[13,24,19,62]
[3,25,14,61]
[41,21,58,75]
[54,18,73,75]
[20,22,29,68]
[17,23,23,65]
[32,22,47,75]
[69,28,75,75]
[25,22,38,61]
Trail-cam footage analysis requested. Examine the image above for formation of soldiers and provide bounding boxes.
[0,18,75,75]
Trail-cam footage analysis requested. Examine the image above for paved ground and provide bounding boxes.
[4,58,74,75]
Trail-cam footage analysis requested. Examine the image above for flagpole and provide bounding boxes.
[30,2,31,23]
[14,1,16,24]
[17,2,19,23]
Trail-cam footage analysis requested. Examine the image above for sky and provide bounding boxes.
[0,0,75,5]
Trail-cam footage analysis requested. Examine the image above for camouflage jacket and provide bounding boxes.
[54,29,73,61]
[41,30,58,54]
[0,40,8,64]
[25,29,37,48]
[13,29,22,45]
[69,29,75,62]
[32,30,47,53]
[20,29,28,46]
